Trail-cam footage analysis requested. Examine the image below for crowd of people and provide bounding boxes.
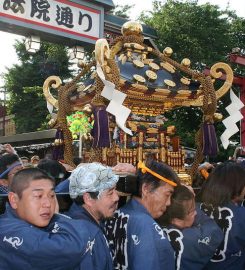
[0,143,245,269]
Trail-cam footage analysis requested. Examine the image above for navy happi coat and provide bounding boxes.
[105,198,175,270]
[163,206,224,270]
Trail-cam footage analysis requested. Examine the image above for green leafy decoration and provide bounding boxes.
[67,111,94,139]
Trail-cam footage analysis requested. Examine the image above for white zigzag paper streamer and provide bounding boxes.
[47,101,53,115]
[96,64,133,136]
[220,89,244,149]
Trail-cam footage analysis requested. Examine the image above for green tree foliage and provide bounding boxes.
[108,4,133,19]
[140,0,238,66]
[140,0,245,159]
[3,41,71,133]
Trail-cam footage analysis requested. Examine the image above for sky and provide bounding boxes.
[0,0,244,85]
[113,0,245,19]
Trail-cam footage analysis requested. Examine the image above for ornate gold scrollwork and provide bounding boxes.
[43,76,61,109]
[210,62,233,100]
[95,38,111,68]
[182,62,233,107]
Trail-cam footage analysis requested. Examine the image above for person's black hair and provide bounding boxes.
[37,159,67,185]
[74,192,99,205]
[0,154,20,179]
[43,153,53,160]
[133,158,180,198]
[159,185,194,226]
[10,168,55,198]
[201,162,245,207]
[73,157,83,166]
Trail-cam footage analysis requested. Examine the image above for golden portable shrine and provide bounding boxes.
[43,21,233,184]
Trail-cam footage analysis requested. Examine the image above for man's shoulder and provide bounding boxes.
[50,213,101,237]
[118,199,151,217]
[0,211,30,229]
[114,206,153,228]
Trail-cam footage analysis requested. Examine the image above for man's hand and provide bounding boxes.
[58,160,75,172]
[3,144,17,155]
[112,163,136,174]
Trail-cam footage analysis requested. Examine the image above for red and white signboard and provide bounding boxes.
[0,0,103,44]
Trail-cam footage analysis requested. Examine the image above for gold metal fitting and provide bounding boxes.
[163,47,173,57]
[213,113,223,121]
[164,79,176,88]
[133,59,144,68]
[121,21,143,37]
[149,62,160,71]
[146,70,157,81]
[180,77,191,85]
[181,58,191,67]
[160,62,175,73]
[133,74,146,83]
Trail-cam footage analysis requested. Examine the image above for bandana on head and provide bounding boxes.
[69,163,119,199]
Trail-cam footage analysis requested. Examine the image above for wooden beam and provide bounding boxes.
[229,54,245,66]
[203,67,245,86]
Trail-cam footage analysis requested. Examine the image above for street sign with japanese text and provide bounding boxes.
[0,0,104,45]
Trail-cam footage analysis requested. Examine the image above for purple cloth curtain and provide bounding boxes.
[91,106,111,148]
[52,128,64,160]
[202,122,218,157]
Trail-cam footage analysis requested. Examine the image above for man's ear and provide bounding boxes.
[83,193,94,207]
[141,183,151,198]
[8,192,19,209]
